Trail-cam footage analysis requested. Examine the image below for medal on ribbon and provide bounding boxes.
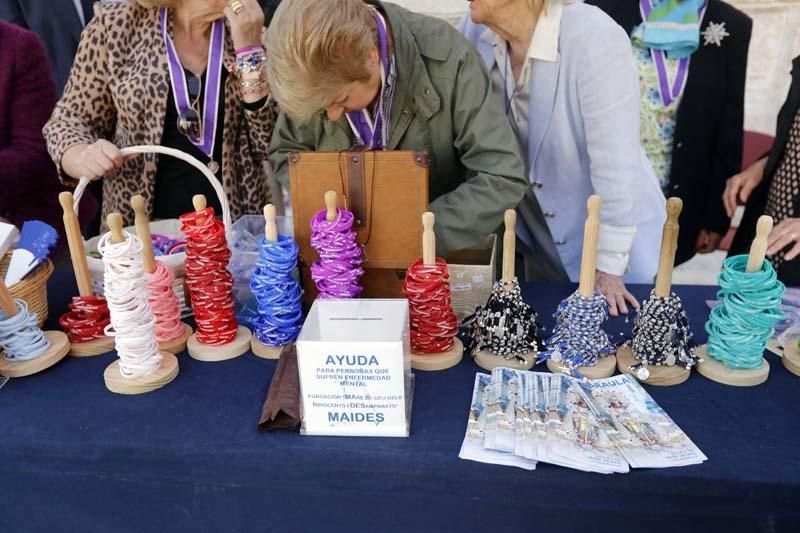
[638,0,708,107]
[345,11,395,149]
[161,8,224,173]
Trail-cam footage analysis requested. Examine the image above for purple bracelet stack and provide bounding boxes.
[309,207,364,299]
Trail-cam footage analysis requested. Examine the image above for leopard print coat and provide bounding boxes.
[43,2,277,229]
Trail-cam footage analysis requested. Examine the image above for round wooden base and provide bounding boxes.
[158,323,193,354]
[188,326,251,362]
[547,355,617,379]
[0,331,70,378]
[104,351,179,395]
[616,345,690,386]
[767,338,784,357]
[695,344,769,387]
[474,348,536,371]
[780,340,800,378]
[411,338,463,371]
[69,335,116,357]
[251,338,284,360]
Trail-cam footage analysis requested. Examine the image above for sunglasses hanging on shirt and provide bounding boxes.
[161,8,224,175]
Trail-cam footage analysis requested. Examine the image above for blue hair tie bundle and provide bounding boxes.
[249,234,303,347]
[705,255,785,369]
[0,300,50,361]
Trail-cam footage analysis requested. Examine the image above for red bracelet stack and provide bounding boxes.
[403,258,459,354]
[59,295,111,343]
[180,207,238,346]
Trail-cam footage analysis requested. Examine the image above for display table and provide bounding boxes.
[1,273,798,532]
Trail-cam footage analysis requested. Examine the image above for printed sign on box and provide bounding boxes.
[296,299,414,437]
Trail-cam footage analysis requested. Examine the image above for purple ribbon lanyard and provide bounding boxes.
[346,11,392,149]
[160,7,224,156]
[639,0,706,107]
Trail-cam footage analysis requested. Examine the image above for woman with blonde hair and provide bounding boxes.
[460,0,666,315]
[44,0,278,227]
[266,0,565,276]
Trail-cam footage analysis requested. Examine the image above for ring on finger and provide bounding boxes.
[231,0,244,14]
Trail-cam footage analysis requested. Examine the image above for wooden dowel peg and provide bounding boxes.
[502,209,516,289]
[747,215,773,273]
[131,195,157,274]
[192,194,207,213]
[0,278,17,317]
[654,197,683,297]
[192,194,208,224]
[324,190,338,222]
[422,212,435,266]
[578,195,602,298]
[264,204,278,243]
[107,213,125,244]
[58,191,94,297]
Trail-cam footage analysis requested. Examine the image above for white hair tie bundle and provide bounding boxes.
[98,230,162,378]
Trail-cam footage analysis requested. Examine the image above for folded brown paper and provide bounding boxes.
[258,345,301,432]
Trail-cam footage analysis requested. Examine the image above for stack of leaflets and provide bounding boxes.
[459,369,707,473]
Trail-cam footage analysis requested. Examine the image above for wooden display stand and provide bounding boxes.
[781,340,800,378]
[547,196,616,379]
[251,204,290,360]
[617,198,690,386]
[696,215,773,387]
[102,213,179,394]
[475,210,536,371]
[186,195,252,362]
[58,192,115,357]
[409,212,463,371]
[288,149,429,303]
[131,195,192,353]
[0,279,70,378]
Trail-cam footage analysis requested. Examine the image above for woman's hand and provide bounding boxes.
[723,157,767,218]
[223,0,264,49]
[595,270,639,316]
[767,218,800,261]
[61,140,124,181]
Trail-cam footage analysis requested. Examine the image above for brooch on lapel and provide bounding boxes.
[701,21,730,47]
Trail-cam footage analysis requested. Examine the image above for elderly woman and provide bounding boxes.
[44,0,278,227]
[266,0,564,273]
[460,0,666,315]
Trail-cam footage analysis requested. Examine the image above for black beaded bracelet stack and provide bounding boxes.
[464,280,539,362]
[628,290,697,379]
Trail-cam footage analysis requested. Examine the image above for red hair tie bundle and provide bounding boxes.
[404,258,458,353]
[59,295,110,343]
[180,205,238,346]
[402,212,463,371]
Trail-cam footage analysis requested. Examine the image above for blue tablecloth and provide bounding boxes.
[1,273,799,533]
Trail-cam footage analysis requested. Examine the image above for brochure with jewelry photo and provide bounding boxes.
[514,372,628,474]
[458,373,537,470]
[576,374,707,469]
[459,370,706,473]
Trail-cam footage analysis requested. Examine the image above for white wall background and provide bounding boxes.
[392,0,800,136]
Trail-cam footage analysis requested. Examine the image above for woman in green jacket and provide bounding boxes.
[267,0,564,276]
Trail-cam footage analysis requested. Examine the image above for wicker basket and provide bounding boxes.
[0,252,54,328]
[71,145,233,318]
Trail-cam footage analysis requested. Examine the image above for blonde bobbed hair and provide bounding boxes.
[266,0,378,123]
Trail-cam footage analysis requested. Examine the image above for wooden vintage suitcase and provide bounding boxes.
[288,149,429,303]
